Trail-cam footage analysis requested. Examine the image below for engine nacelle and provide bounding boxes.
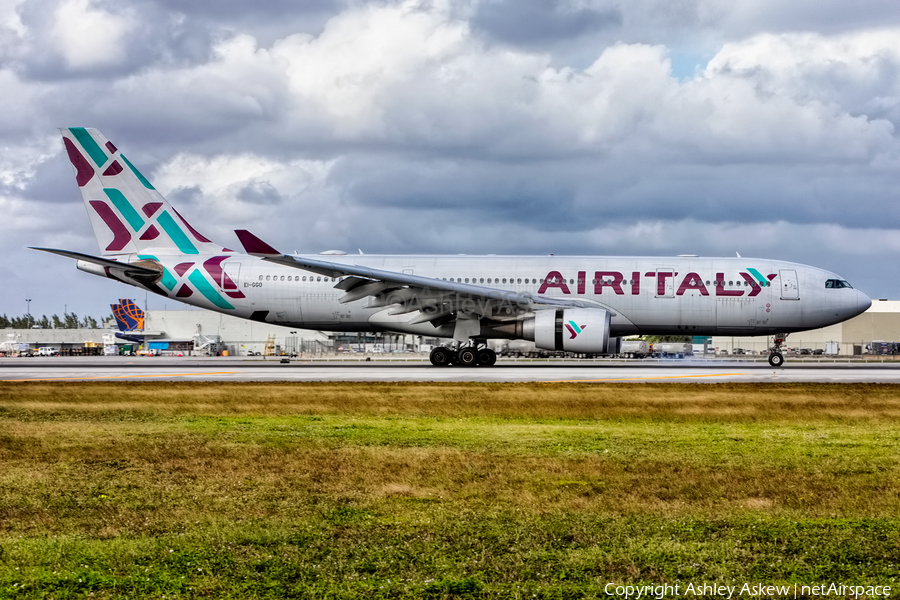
[526,308,616,353]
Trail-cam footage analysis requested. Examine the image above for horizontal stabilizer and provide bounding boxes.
[30,247,161,275]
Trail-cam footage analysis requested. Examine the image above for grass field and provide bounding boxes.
[1,382,899,598]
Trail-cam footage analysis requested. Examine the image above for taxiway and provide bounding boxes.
[2,356,900,383]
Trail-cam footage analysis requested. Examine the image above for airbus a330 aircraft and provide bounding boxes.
[35,128,872,367]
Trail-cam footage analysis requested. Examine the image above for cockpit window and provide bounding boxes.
[825,279,853,289]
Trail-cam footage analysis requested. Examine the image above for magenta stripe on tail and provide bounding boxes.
[89,201,131,251]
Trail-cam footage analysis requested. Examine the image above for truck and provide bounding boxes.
[37,347,60,357]
[866,341,898,355]
[620,340,651,358]
[655,343,692,358]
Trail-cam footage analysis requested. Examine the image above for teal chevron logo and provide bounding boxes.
[565,320,586,339]
[746,268,768,286]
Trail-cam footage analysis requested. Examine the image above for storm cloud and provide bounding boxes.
[1,0,899,317]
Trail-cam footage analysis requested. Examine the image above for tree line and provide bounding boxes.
[0,313,113,329]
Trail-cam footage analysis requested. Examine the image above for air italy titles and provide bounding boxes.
[603,582,891,598]
[538,270,777,297]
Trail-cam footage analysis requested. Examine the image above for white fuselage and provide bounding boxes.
[103,252,871,340]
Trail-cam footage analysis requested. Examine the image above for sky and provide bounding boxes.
[1,0,899,319]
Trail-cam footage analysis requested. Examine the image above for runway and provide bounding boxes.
[2,356,900,382]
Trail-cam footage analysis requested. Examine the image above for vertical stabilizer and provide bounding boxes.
[111,299,145,331]
[61,127,223,256]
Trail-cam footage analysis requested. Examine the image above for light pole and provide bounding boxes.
[25,298,31,316]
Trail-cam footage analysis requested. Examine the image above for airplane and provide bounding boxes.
[111,299,144,333]
[33,128,872,368]
[110,299,150,344]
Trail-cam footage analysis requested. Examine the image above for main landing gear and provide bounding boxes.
[767,333,788,368]
[429,342,497,367]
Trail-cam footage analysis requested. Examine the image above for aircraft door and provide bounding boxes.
[221,261,241,291]
[780,269,799,300]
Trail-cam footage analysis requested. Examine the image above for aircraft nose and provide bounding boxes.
[855,290,872,316]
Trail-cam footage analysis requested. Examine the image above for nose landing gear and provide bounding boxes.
[767,334,788,367]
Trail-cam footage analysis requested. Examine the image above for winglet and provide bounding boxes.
[234,230,282,257]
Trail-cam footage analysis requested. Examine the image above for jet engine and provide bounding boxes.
[523,308,621,354]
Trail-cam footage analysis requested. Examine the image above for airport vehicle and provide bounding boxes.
[0,334,21,357]
[37,347,60,357]
[655,342,692,358]
[620,340,651,359]
[35,128,872,368]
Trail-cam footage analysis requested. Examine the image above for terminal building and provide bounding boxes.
[4,300,900,358]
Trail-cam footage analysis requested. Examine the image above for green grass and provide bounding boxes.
[1,382,899,598]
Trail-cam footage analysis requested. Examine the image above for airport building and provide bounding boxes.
[710,299,900,356]
[139,309,426,356]
[1,306,430,357]
[4,300,900,357]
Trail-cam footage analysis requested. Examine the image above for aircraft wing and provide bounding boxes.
[234,230,595,326]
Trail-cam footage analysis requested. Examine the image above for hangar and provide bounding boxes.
[711,299,900,356]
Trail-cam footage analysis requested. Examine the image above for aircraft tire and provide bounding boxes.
[457,347,478,367]
[768,352,784,368]
[429,347,453,367]
[477,348,496,366]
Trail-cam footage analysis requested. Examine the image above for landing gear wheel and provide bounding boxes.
[457,347,478,367]
[766,333,788,368]
[768,352,784,368]
[477,348,496,366]
[429,347,453,367]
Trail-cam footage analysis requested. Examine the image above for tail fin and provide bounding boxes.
[111,299,145,331]
[61,127,222,256]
